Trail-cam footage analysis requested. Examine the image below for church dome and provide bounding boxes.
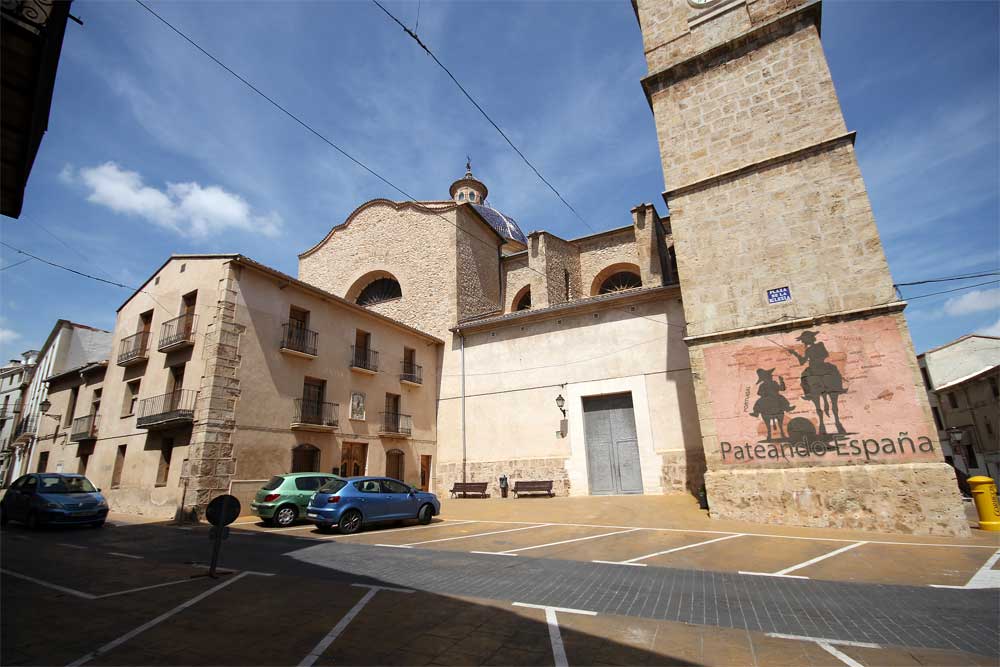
[449,160,488,205]
[448,161,526,245]
[470,203,527,245]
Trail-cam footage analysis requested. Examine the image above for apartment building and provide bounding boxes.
[31,255,441,518]
[0,350,38,484]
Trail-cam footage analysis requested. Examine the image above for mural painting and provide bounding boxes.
[702,317,938,466]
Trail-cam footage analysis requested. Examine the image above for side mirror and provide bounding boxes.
[98,488,102,493]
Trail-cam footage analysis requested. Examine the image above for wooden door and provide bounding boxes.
[341,442,367,477]
[420,455,432,491]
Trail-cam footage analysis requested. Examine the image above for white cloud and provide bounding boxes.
[943,287,1000,317]
[980,317,1000,337]
[58,163,76,185]
[69,162,283,239]
[0,328,21,344]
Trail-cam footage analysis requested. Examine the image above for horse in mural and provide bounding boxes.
[749,368,794,441]
[787,330,846,435]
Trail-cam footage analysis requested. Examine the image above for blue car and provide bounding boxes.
[1,473,109,529]
[306,476,440,534]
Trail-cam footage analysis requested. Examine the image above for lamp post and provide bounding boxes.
[555,394,566,418]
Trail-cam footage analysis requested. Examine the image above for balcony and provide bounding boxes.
[136,390,197,430]
[350,346,379,374]
[0,400,21,419]
[291,399,338,432]
[70,413,99,442]
[13,415,37,440]
[158,314,197,353]
[400,361,422,386]
[379,412,412,438]
[118,331,150,366]
[280,323,318,359]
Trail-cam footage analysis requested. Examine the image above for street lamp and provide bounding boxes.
[946,427,964,446]
[555,394,566,418]
[38,398,60,422]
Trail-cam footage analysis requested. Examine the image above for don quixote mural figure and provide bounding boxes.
[788,330,846,436]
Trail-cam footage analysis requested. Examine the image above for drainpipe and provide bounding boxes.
[459,330,467,484]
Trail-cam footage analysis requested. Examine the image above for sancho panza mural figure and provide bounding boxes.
[788,331,846,435]
[749,368,794,441]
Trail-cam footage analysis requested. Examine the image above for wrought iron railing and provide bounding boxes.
[400,361,422,384]
[118,331,150,365]
[293,399,338,428]
[13,415,38,439]
[0,400,21,418]
[281,323,318,356]
[380,412,412,436]
[70,413,99,442]
[158,314,197,351]
[136,390,197,428]
[350,346,379,372]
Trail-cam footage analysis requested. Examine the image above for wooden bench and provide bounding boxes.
[512,480,554,498]
[449,482,489,498]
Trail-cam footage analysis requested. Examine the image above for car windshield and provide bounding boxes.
[262,476,284,491]
[318,479,347,494]
[39,476,97,494]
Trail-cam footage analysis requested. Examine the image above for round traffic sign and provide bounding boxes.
[205,494,241,527]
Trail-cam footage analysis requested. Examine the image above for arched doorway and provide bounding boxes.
[291,444,320,472]
[385,448,404,481]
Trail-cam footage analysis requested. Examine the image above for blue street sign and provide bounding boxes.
[767,286,791,304]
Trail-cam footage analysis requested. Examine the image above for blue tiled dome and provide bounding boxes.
[471,203,527,245]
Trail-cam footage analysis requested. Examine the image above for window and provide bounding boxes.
[515,287,531,311]
[37,452,48,473]
[356,278,402,306]
[931,406,943,431]
[947,393,958,409]
[122,380,141,417]
[458,192,465,201]
[65,387,79,427]
[385,449,404,481]
[353,479,381,493]
[112,445,127,488]
[157,438,174,486]
[91,388,102,417]
[598,271,642,294]
[468,192,476,202]
[78,443,94,476]
[169,364,186,393]
[381,479,409,494]
[294,476,328,491]
[289,306,309,329]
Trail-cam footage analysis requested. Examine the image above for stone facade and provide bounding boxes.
[435,457,571,498]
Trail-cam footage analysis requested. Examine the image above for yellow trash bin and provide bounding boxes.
[967,476,1000,531]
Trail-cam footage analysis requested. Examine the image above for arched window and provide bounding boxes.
[291,444,320,473]
[458,192,465,201]
[513,286,531,311]
[385,449,404,481]
[356,277,402,306]
[599,272,642,294]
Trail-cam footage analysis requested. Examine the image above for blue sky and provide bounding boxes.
[1,0,997,360]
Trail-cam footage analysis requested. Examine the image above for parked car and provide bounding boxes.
[306,476,440,534]
[0,473,109,529]
[250,472,341,527]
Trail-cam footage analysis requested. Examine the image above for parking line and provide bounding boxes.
[470,550,517,556]
[320,519,480,540]
[299,584,414,667]
[108,552,144,560]
[512,602,596,667]
[1,568,96,599]
[97,578,205,599]
[374,544,413,549]
[739,541,868,578]
[592,559,646,567]
[617,533,744,564]
[57,543,88,550]
[494,527,644,555]
[766,632,880,667]
[401,523,551,547]
[931,548,1000,589]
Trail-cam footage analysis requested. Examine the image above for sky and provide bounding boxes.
[0,0,997,361]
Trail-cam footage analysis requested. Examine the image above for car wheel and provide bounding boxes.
[273,505,298,528]
[338,509,362,535]
[26,511,39,530]
[417,504,433,525]
[91,520,106,529]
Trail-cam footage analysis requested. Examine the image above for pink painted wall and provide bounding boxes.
[703,316,939,466]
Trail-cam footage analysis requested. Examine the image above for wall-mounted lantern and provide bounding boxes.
[555,394,566,418]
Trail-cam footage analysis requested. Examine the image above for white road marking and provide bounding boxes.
[494,527,644,555]
[512,602,597,667]
[374,544,413,549]
[96,578,204,599]
[57,543,87,550]
[620,533,744,564]
[259,524,318,533]
[67,572,254,666]
[931,548,1000,589]
[318,519,480,541]
[107,552,143,560]
[442,518,999,548]
[739,541,867,578]
[401,523,551,546]
[766,632,880,667]
[592,559,646,567]
[1,568,96,599]
[298,584,414,667]
[470,550,517,556]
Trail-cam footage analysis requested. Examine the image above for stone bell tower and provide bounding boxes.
[633,0,968,535]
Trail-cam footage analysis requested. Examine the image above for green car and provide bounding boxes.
[250,473,341,527]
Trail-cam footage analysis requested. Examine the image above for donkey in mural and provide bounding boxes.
[749,368,794,441]
[788,330,846,435]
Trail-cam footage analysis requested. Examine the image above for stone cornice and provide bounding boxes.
[663,131,856,201]
[684,301,907,347]
[639,0,822,110]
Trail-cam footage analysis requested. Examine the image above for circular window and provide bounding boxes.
[468,192,476,202]
[599,272,642,294]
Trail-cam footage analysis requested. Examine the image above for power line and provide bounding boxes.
[369,0,597,234]
[0,258,32,272]
[35,220,120,284]
[902,279,999,301]
[895,270,1000,287]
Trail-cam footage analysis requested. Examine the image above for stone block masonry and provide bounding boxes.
[435,458,570,498]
